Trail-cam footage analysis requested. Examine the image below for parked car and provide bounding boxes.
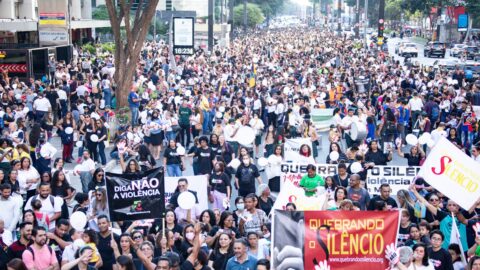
[399,43,418,57]
[424,41,446,58]
[395,42,407,54]
[466,46,479,60]
[450,44,467,57]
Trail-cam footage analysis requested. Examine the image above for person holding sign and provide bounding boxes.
[299,164,325,197]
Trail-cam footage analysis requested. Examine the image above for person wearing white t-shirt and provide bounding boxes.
[75,150,96,193]
[340,108,360,147]
[24,182,63,230]
[17,157,40,198]
[33,92,51,123]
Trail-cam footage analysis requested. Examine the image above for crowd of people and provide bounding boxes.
[1,24,480,270]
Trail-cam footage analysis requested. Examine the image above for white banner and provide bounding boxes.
[281,162,420,195]
[165,175,209,211]
[284,138,313,163]
[418,137,480,210]
[366,166,420,195]
[272,181,327,211]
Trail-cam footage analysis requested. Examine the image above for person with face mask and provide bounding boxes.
[235,155,262,197]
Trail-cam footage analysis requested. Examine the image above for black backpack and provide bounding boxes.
[32,195,69,220]
[26,245,53,261]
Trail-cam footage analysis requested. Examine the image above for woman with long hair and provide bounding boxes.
[111,233,136,259]
[264,125,276,157]
[137,144,156,172]
[396,144,425,166]
[50,169,70,198]
[298,144,315,164]
[265,144,283,193]
[154,229,179,257]
[91,187,108,219]
[208,232,234,270]
[209,161,231,211]
[191,108,203,138]
[147,109,164,160]
[334,187,348,209]
[94,119,108,165]
[326,142,348,164]
[164,139,184,177]
[88,168,105,192]
[217,135,234,166]
[17,156,40,199]
[41,113,54,141]
[396,189,417,223]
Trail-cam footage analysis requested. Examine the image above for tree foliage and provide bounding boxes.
[234,0,283,19]
[233,3,265,28]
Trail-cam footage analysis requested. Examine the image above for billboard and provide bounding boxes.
[173,17,194,55]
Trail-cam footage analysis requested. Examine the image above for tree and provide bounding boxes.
[233,3,265,28]
[104,0,160,109]
[385,0,403,22]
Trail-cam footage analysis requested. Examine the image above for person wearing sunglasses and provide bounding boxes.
[88,168,105,192]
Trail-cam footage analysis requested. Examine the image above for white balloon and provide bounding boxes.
[76,141,83,147]
[70,212,87,231]
[258,157,268,167]
[73,239,85,248]
[351,162,363,173]
[219,106,225,113]
[216,112,223,119]
[177,146,186,155]
[329,151,339,161]
[178,192,196,210]
[229,158,241,170]
[65,127,73,134]
[406,134,418,146]
[418,132,431,145]
[185,90,192,97]
[90,134,99,142]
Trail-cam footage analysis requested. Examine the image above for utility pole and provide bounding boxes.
[337,0,342,35]
[355,0,360,38]
[229,0,234,40]
[243,0,247,31]
[208,0,214,52]
[364,0,368,46]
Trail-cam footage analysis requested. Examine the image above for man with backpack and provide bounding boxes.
[22,226,60,270]
[24,182,64,230]
[424,96,440,129]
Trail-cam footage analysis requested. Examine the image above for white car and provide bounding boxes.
[400,43,418,57]
[450,44,467,57]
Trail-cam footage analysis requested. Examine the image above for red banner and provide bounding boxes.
[0,64,27,73]
[304,211,399,270]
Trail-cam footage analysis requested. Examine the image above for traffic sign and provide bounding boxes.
[0,64,27,73]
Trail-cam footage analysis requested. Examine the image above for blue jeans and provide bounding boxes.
[130,106,139,126]
[167,164,182,177]
[98,142,106,165]
[103,88,112,108]
[79,171,92,193]
[202,110,210,133]
[166,131,176,141]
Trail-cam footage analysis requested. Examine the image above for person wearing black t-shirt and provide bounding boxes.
[164,139,184,177]
[396,144,425,166]
[188,137,213,175]
[364,140,392,166]
[427,230,454,270]
[332,163,350,188]
[47,219,72,263]
[235,155,262,197]
[209,161,231,211]
[96,215,120,270]
[367,184,398,210]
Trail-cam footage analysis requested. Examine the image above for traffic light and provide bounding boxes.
[378,18,384,38]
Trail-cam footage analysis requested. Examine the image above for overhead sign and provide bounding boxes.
[38,0,69,46]
[458,14,468,32]
[39,12,66,26]
[418,136,480,210]
[173,17,194,56]
[39,29,68,44]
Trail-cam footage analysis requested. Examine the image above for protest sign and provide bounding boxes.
[106,167,165,221]
[272,210,400,270]
[272,181,328,211]
[366,165,420,195]
[280,162,419,195]
[284,138,313,163]
[280,163,337,189]
[418,136,480,210]
[165,175,209,211]
[311,108,335,132]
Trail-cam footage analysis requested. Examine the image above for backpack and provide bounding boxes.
[430,104,440,121]
[26,245,54,261]
[32,195,69,220]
